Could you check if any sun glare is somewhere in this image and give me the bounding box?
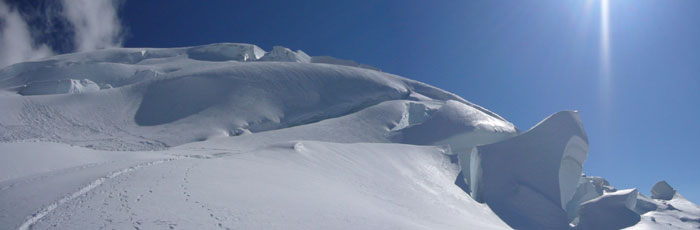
[600,0,611,87]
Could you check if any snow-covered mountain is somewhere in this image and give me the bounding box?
[0,43,697,229]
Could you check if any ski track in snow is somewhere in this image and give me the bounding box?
[16,158,177,230]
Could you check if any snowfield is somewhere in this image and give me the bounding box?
[0,43,697,229]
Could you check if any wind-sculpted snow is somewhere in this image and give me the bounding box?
[565,175,617,221]
[0,43,512,150]
[651,180,676,200]
[259,45,311,62]
[577,189,641,229]
[186,43,265,62]
[133,62,409,128]
[469,111,589,230]
[2,43,697,229]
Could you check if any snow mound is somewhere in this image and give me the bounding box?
[19,79,100,95]
[259,46,311,62]
[577,189,641,229]
[651,180,676,200]
[469,111,589,230]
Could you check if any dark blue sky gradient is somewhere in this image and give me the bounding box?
[122,0,700,202]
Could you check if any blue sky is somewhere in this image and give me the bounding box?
[122,0,698,202]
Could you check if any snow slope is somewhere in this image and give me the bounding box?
[0,43,515,230]
[0,43,514,151]
[625,182,700,230]
[1,43,697,229]
[0,141,511,230]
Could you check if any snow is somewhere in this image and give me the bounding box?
[0,140,511,230]
[1,43,697,229]
[186,43,265,61]
[0,142,160,182]
[469,111,589,230]
[564,178,700,229]
[311,55,381,71]
[19,79,100,95]
[0,42,512,151]
[565,175,617,221]
[651,180,676,200]
[0,43,517,229]
[626,183,700,229]
[577,189,641,229]
[259,46,311,62]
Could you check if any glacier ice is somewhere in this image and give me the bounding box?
[469,111,589,229]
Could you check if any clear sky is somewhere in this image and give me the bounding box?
[117,0,700,202]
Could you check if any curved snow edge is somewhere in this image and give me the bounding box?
[469,111,589,229]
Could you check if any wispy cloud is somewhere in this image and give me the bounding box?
[0,1,54,67]
[61,0,124,52]
[0,0,125,67]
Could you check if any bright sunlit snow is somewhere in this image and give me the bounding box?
[0,43,697,230]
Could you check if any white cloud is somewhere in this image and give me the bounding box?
[0,1,54,67]
[61,0,123,52]
[0,0,124,68]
